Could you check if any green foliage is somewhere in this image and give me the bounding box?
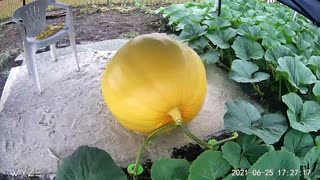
[221,134,272,169]
[303,147,320,179]
[230,60,270,83]
[277,57,316,94]
[282,93,320,132]
[282,129,314,161]
[55,146,127,180]
[231,36,264,60]
[151,158,190,180]
[189,151,231,179]
[224,100,287,144]
[247,151,300,180]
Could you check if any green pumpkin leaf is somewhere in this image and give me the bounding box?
[230,60,270,83]
[188,36,209,53]
[285,44,300,55]
[203,17,231,30]
[236,24,267,41]
[286,21,303,33]
[293,36,312,51]
[304,147,320,179]
[277,56,316,94]
[261,38,281,49]
[221,141,251,169]
[312,81,320,97]
[224,100,287,144]
[221,134,272,170]
[179,23,207,41]
[282,93,320,133]
[200,49,220,64]
[282,92,303,113]
[231,36,264,60]
[308,56,320,79]
[168,11,187,25]
[151,158,190,180]
[206,28,237,49]
[252,113,288,144]
[176,16,203,31]
[282,129,314,161]
[247,151,300,180]
[260,23,286,44]
[162,4,185,17]
[189,151,231,180]
[237,134,274,163]
[239,17,256,25]
[264,45,293,64]
[56,146,127,180]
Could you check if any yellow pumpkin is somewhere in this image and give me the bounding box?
[101,34,207,135]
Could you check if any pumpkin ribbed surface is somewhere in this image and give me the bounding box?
[101,34,207,135]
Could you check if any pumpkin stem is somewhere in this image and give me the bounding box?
[168,108,182,123]
[129,123,178,178]
[176,122,213,150]
[168,108,213,149]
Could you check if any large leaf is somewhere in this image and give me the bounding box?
[203,17,231,30]
[162,4,185,17]
[56,146,127,180]
[188,36,209,53]
[282,129,314,161]
[304,147,320,179]
[236,24,267,40]
[224,100,287,144]
[293,36,312,51]
[282,93,320,132]
[168,11,187,25]
[231,36,264,60]
[237,134,273,163]
[308,56,320,79]
[230,60,270,83]
[247,151,300,180]
[151,158,190,180]
[179,23,207,41]
[221,141,251,169]
[176,16,203,31]
[189,151,231,180]
[264,45,293,64]
[221,135,272,169]
[260,23,286,44]
[200,49,220,64]
[277,56,317,94]
[261,38,281,49]
[206,28,237,49]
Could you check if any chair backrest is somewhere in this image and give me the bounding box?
[13,0,51,38]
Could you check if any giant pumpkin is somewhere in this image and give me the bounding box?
[101,34,207,135]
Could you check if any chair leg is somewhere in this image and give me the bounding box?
[50,43,57,62]
[23,42,32,75]
[69,32,80,71]
[26,46,42,93]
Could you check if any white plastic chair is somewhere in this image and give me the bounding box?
[12,0,80,93]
